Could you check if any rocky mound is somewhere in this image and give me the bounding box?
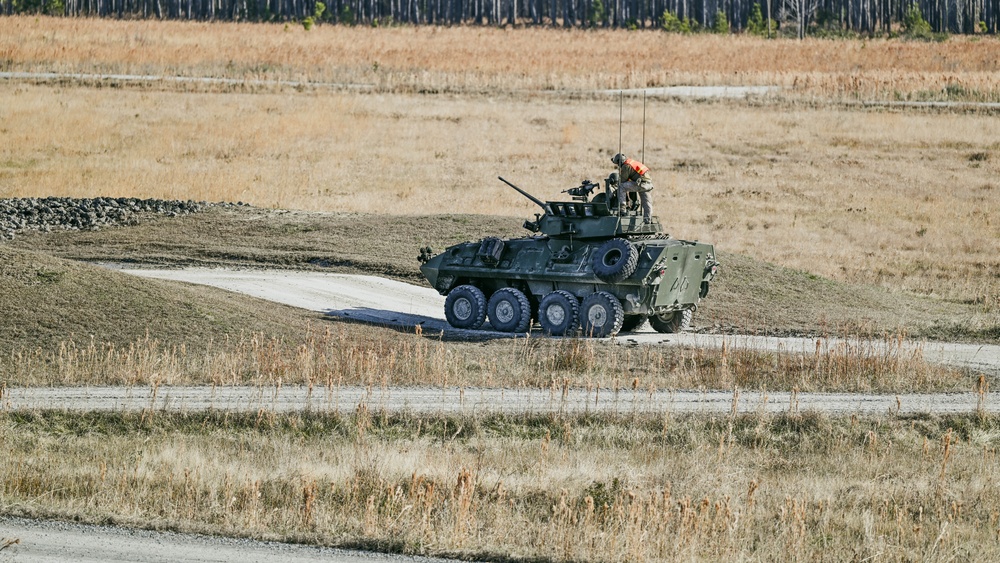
[0,197,245,240]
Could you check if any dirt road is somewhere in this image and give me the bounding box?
[0,517,459,563]
[124,268,1000,375]
[3,384,996,415]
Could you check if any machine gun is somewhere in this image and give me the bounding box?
[562,180,599,202]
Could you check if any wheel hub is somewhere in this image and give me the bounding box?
[587,304,607,327]
[495,300,515,324]
[453,297,472,320]
[545,303,566,326]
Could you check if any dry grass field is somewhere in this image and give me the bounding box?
[2,19,999,313]
[3,322,972,392]
[3,17,1000,98]
[2,82,998,311]
[2,19,994,329]
[1,18,999,561]
[3,410,999,561]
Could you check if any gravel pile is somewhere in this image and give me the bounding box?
[0,197,240,240]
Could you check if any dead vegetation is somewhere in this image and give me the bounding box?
[2,409,999,561]
[2,83,997,314]
[3,17,1000,100]
[0,18,998,562]
[1,323,975,393]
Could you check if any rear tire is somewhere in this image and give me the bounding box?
[650,309,693,333]
[579,291,624,337]
[538,290,580,336]
[487,287,532,333]
[592,238,639,283]
[620,314,648,333]
[444,285,487,330]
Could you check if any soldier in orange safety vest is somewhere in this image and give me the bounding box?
[611,153,653,222]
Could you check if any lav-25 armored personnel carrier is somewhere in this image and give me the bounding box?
[417,176,718,337]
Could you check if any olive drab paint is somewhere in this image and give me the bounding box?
[417,176,718,337]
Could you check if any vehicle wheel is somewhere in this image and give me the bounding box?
[579,291,625,337]
[487,287,532,333]
[538,290,580,336]
[650,309,693,334]
[620,314,648,333]
[444,284,487,330]
[592,238,639,283]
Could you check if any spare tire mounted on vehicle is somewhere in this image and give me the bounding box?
[592,238,639,283]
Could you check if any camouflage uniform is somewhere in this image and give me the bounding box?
[617,158,653,220]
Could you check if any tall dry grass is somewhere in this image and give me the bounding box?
[1,83,997,308]
[1,17,998,311]
[0,325,973,392]
[2,410,998,561]
[3,17,1000,99]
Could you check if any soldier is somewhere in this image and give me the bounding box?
[611,153,653,222]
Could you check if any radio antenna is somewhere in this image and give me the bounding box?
[641,90,647,162]
[618,91,623,160]
[617,91,624,215]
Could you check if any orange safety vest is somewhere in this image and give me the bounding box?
[623,158,649,177]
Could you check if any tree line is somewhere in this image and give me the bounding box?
[3,0,997,35]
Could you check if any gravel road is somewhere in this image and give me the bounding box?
[3,384,996,415]
[124,268,1000,375]
[0,517,460,563]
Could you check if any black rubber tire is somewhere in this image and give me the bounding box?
[592,238,639,283]
[538,290,580,336]
[487,287,532,333]
[620,314,648,333]
[444,284,487,330]
[579,291,625,338]
[649,309,693,334]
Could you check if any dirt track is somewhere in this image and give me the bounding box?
[3,384,996,415]
[124,268,1000,376]
[0,517,459,563]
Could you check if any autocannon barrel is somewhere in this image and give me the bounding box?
[498,176,547,210]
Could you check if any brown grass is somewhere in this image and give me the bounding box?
[3,17,1000,99]
[1,325,975,393]
[1,18,996,335]
[3,410,999,561]
[2,82,998,310]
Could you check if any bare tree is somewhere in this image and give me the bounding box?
[784,0,819,36]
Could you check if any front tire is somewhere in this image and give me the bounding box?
[444,285,487,330]
[579,291,625,337]
[538,290,580,336]
[487,287,532,333]
[650,309,693,333]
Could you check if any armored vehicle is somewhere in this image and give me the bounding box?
[417,176,718,337]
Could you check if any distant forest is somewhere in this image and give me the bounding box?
[3,0,997,36]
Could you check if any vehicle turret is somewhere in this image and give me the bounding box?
[501,176,664,239]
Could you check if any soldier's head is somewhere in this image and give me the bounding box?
[611,153,627,166]
[606,171,619,186]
